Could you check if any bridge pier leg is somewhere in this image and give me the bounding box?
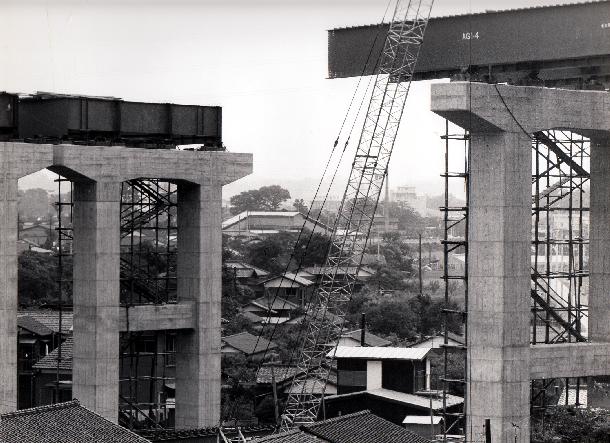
[467,130,532,443]
[72,181,121,423]
[175,181,222,428]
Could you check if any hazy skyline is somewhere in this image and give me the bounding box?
[1,0,587,200]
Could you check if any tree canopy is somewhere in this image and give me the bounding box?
[229,185,291,215]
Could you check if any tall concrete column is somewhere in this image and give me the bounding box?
[467,130,531,442]
[0,177,19,413]
[589,135,610,343]
[588,135,610,408]
[72,180,121,423]
[175,181,222,428]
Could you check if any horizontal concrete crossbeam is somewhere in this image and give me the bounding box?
[431,82,610,135]
[119,302,196,331]
[0,142,253,185]
[530,343,610,380]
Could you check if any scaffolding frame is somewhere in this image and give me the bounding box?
[530,130,590,413]
[53,177,178,430]
[440,127,592,440]
[441,120,469,441]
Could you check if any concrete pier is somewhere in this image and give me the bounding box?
[432,82,610,442]
[0,142,251,425]
[72,181,121,422]
[175,182,223,428]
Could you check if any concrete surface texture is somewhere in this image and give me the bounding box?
[0,142,252,426]
[431,82,610,443]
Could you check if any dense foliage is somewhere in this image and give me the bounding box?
[230,185,291,215]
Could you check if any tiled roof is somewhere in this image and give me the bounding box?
[253,429,318,443]
[341,329,391,347]
[18,316,53,337]
[33,337,72,370]
[18,310,73,334]
[303,410,430,443]
[0,400,150,443]
[256,365,300,384]
[222,332,277,355]
[330,346,430,361]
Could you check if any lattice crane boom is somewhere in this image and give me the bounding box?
[281,0,434,430]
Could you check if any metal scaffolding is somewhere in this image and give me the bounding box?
[530,130,590,412]
[441,120,469,440]
[53,177,178,429]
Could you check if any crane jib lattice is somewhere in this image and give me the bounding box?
[280,0,434,430]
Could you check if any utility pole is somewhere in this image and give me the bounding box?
[485,418,491,443]
[271,366,279,426]
[384,169,390,233]
[419,233,423,296]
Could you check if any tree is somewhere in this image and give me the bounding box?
[18,251,73,306]
[293,198,308,215]
[293,230,330,267]
[230,185,291,215]
[365,299,418,339]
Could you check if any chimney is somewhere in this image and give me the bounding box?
[360,313,366,346]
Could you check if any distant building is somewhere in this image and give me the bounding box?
[221,332,278,360]
[261,272,315,307]
[0,400,150,443]
[19,223,52,247]
[301,265,375,288]
[240,295,302,325]
[337,329,391,348]
[222,211,331,238]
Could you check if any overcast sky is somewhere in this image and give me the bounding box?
[0,0,590,200]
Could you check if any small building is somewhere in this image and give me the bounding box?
[302,265,374,287]
[17,311,73,409]
[322,346,464,432]
[252,409,430,443]
[19,224,52,247]
[0,400,151,443]
[261,272,314,307]
[241,295,302,323]
[222,211,331,238]
[408,332,464,350]
[32,336,73,405]
[221,332,278,360]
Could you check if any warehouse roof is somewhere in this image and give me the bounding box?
[33,337,72,371]
[0,400,150,443]
[329,346,430,361]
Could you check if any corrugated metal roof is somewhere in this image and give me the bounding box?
[330,346,430,360]
[222,211,302,229]
[403,415,443,425]
[367,389,464,410]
